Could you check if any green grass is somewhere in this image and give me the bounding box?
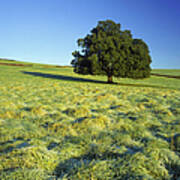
[0,60,180,179]
[152,69,180,76]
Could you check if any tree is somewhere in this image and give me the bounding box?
[71,20,152,83]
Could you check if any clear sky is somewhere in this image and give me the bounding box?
[0,0,180,68]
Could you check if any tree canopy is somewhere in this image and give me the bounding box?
[71,20,152,83]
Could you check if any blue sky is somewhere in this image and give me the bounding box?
[0,0,180,68]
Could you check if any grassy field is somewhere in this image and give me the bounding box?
[0,60,180,179]
[152,69,180,76]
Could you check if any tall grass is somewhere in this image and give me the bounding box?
[0,61,180,179]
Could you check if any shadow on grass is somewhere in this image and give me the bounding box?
[0,138,31,154]
[151,73,180,79]
[22,71,106,84]
[22,71,169,89]
[53,144,142,178]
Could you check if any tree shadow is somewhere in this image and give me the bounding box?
[22,71,106,84]
[22,71,169,89]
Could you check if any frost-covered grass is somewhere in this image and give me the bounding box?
[0,62,180,179]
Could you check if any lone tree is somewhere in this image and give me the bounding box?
[71,20,152,83]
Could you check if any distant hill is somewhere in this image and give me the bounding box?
[0,58,71,68]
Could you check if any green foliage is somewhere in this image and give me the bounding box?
[71,20,152,83]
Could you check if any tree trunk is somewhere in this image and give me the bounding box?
[107,75,113,83]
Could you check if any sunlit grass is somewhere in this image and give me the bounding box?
[0,61,180,179]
